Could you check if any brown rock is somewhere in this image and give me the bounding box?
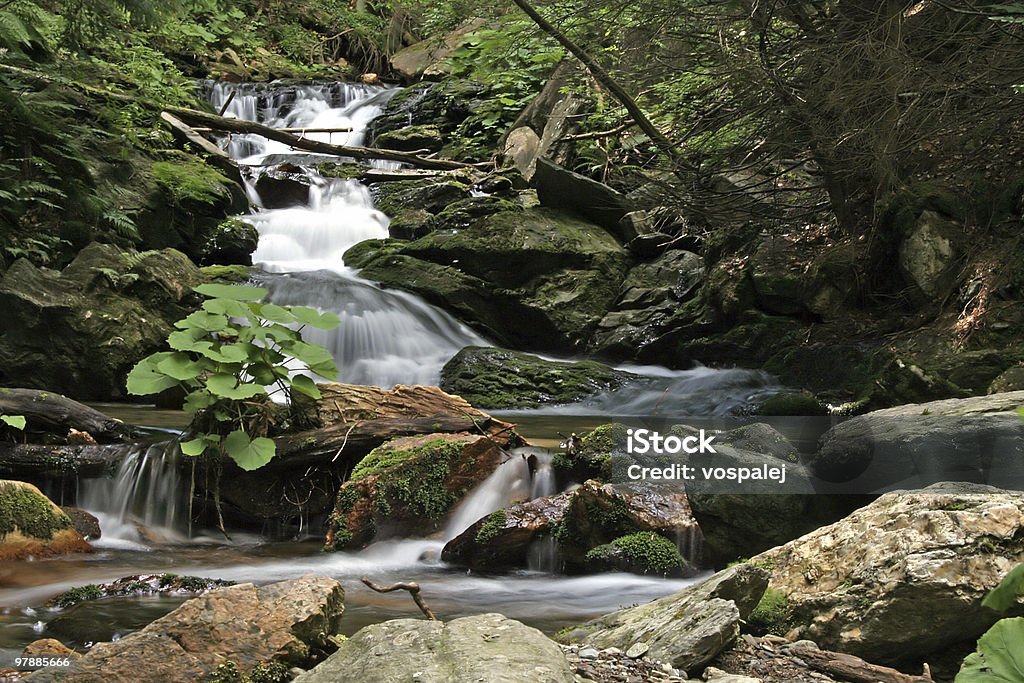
[22,640,78,659]
[0,481,91,561]
[60,508,101,541]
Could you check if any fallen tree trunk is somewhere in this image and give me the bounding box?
[164,106,475,171]
[0,388,129,443]
[793,647,934,683]
[0,443,134,478]
[160,112,245,188]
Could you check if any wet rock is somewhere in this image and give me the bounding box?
[325,433,508,549]
[990,365,1024,393]
[375,124,443,153]
[753,482,1024,667]
[555,563,769,672]
[198,217,259,266]
[809,391,1024,490]
[26,575,344,682]
[352,206,631,352]
[388,19,488,82]
[534,158,637,238]
[370,177,470,217]
[253,168,311,208]
[48,574,235,608]
[22,640,78,659]
[60,508,100,541]
[440,346,636,409]
[561,643,689,683]
[0,481,91,561]
[293,613,574,683]
[370,80,488,143]
[0,243,201,400]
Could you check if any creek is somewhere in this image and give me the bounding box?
[1,81,788,661]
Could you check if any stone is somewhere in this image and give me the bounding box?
[370,177,470,217]
[22,639,79,659]
[371,80,489,142]
[375,124,444,153]
[199,217,259,266]
[534,158,637,238]
[504,126,542,178]
[325,433,508,549]
[555,564,769,671]
[0,243,202,400]
[989,365,1024,393]
[0,481,91,561]
[703,667,762,683]
[60,507,101,541]
[898,209,961,298]
[26,575,344,682]
[626,642,649,658]
[389,19,488,82]
[439,346,637,409]
[809,391,1024,491]
[253,168,311,208]
[293,613,574,683]
[753,483,1024,667]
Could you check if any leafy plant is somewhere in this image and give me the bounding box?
[0,414,26,430]
[127,282,340,471]
[956,563,1024,682]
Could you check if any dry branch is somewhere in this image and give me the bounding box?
[361,576,437,620]
[793,647,934,683]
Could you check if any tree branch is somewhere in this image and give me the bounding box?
[361,576,437,620]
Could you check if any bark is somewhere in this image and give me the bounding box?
[794,647,934,683]
[0,388,129,443]
[0,443,133,478]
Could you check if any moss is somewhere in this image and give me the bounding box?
[54,584,102,609]
[200,264,254,282]
[475,509,507,545]
[612,532,686,575]
[0,482,72,541]
[757,391,828,416]
[744,588,796,636]
[351,438,464,520]
[151,157,233,206]
[316,162,364,180]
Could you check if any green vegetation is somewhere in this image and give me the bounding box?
[584,532,686,576]
[957,563,1024,682]
[207,659,290,683]
[475,509,507,544]
[745,588,796,637]
[0,481,72,540]
[52,584,102,609]
[127,282,340,471]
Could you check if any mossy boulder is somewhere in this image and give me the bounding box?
[325,434,507,550]
[199,217,259,266]
[583,532,690,577]
[370,80,489,146]
[755,391,827,416]
[0,480,90,560]
[552,422,623,486]
[375,125,444,153]
[439,347,635,410]
[352,206,631,351]
[0,243,203,400]
[369,178,470,218]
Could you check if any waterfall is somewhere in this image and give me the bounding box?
[207,81,487,388]
[78,442,186,548]
[442,453,533,542]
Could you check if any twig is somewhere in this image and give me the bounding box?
[360,576,437,620]
[331,422,359,462]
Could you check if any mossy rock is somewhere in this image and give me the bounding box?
[370,178,470,217]
[583,532,689,577]
[200,217,259,266]
[756,392,827,417]
[0,480,90,560]
[743,588,796,636]
[439,347,635,410]
[375,125,444,153]
[552,423,623,485]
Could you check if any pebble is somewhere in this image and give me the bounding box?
[579,648,600,660]
[561,643,689,683]
[626,642,650,659]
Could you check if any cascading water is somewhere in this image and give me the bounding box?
[207,81,486,388]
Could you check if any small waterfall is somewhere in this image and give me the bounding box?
[442,453,533,542]
[78,442,185,548]
[207,81,488,388]
[527,535,560,573]
[528,450,556,499]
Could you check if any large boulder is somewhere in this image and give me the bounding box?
[26,575,345,682]
[439,346,636,409]
[898,209,962,299]
[294,613,574,683]
[325,433,509,549]
[0,243,202,400]
[388,19,488,82]
[809,391,1024,490]
[0,480,91,561]
[534,158,637,238]
[555,563,769,674]
[349,206,631,352]
[442,479,701,574]
[753,482,1024,667]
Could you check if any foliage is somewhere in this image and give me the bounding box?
[584,532,685,576]
[0,414,26,430]
[745,588,795,637]
[956,563,1024,682]
[127,283,340,470]
[208,659,290,683]
[52,584,102,609]
[152,157,233,206]
[475,509,507,544]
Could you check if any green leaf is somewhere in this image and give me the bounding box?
[180,438,209,456]
[284,341,338,378]
[223,431,276,471]
[289,374,322,399]
[194,283,267,301]
[248,363,279,385]
[254,303,296,324]
[203,298,252,318]
[168,329,211,352]
[127,353,181,395]
[290,306,341,329]
[206,374,266,399]
[956,618,1024,682]
[200,344,250,364]
[175,310,229,332]
[1,415,26,430]
[183,390,217,414]
[156,352,207,381]
[984,564,1024,614]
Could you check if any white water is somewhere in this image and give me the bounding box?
[208,82,486,388]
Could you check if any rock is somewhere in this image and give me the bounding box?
[61,507,101,541]
[703,667,761,683]
[990,365,1024,393]
[0,481,91,561]
[375,124,444,153]
[389,19,488,82]
[0,243,202,400]
[504,126,542,178]
[753,483,1024,667]
[294,613,574,683]
[439,346,637,409]
[253,168,311,208]
[26,575,344,682]
[199,217,259,266]
[534,158,637,238]
[325,433,509,549]
[369,177,470,217]
[755,391,827,416]
[809,391,1024,490]
[555,564,769,672]
[442,479,701,573]
[592,250,705,358]
[22,639,78,659]
[747,237,806,316]
[626,642,650,658]
[352,206,631,352]
[371,80,488,145]
[898,209,961,299]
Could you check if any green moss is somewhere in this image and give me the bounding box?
[757,392,827,416]
[745,588,795,636]
[613,532,686,575]
[351,439,464,520]
[54,584,102,609]
[151,157,232,206]
[200,264,253,282]
[475,509,507,544]
[0,482,72,541]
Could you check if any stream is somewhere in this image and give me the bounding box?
[0,81,791,663]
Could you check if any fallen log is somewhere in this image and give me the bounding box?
[160,112,245,188]
[0,443,134,478]
[792,647,934,683]
[0,388,129,443]
[192,126,354,135]
[163,105,474,171]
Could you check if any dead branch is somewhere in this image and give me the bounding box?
[361,576,437,620]
[793,647,934,683]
